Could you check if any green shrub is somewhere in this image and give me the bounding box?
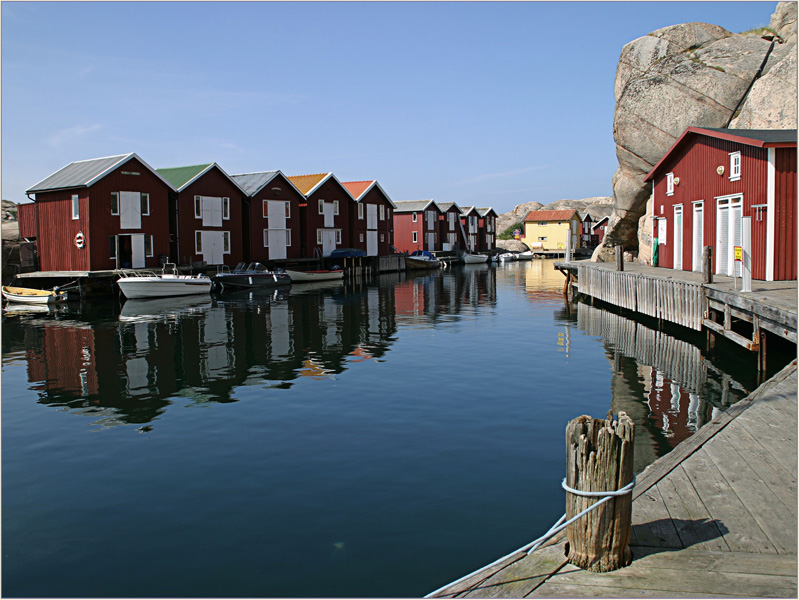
[498,222,524,240]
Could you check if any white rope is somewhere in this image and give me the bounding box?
[423,475,636,599]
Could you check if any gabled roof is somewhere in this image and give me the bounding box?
[524,209,578,222]
[460,206,479,216]
[645,127,798,181]
[287,172,356,201]
[477,207,498,218]
[341,180,397,208]
[591,216,610,230]
[27,153,176,194]
[435,202,462,213]
[156,163,246,195]
[393,199,438,213]
[230,170,304,198]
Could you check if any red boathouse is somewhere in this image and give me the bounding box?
[342,180,395,257]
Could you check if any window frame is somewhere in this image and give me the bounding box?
[109,236,117,259]
[222,197,230,220]
[666,172,675,196]
[195,230,203,253]
[333,200,339,216]
[141,193,150,217]
[71,194,80,220]
[412,231,418,243]
[412,213,418,223]
[358,203,364,220]
[111,192,119,216]
[318,199,325,215]
[194,196,202,219]
[379,205,385,220]
[223,231,231,254]
[729,151,741,181]
[144,234,154,258]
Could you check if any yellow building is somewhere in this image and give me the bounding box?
[523,209,581,251]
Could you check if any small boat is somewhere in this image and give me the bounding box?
[406,250,441,270]
[498,252,517,261]
[329,248,367,258]
[2,285,67,304]
[284,268,344,283]
[212,262,292,291]
[116,263,212,299]
[460,253,488,264]
[517,251,535,260]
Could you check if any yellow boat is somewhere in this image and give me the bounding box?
[2,285,67,304]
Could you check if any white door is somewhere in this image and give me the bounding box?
[367,204,378,230]
[323,202,335,228]
[202,197,223,227]
[131,233,146,268]
[716,197,742,276]
[120,191,142,229]
[201,231,225,264]
[692,203,704,272]
[673,205,683,270]
[321,229,337,256]
[267,200,287,260]
[427,210,435,231]
[426,232,436,250]
[367,230,378,256]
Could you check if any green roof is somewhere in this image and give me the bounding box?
[156,164,213,191]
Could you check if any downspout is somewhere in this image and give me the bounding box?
[725,36,779,127]
[27,192,39,272]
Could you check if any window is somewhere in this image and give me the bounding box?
[729,151,741,181]
[538,236,547,241]
[285,202,291,219]
[111,192,119,216]
[194,196,202,218]
[195,231,203,253]
[412,213,418,222]
[141,193,150,216]
[333,200,339,216]
[263,200,269,219]
[223,231,231,253]
[412,231,418,243]
[222,197,230,220]
[538,222,546,226]
[379,205,385,220]
[72,195,80,220]
[145,235,153,257]
[666,172,675,196]
[380,233,385,242]
[318,199,325,215]
[358,203,364,219]
[335,230,341,244]
[264,229,270,247]
[286,230,291,247]
[317,229,323,244]
[360,233,364,242]
[109,236,116,259]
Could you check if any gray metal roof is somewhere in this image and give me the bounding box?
[230,171,280,196]
[394,199,436,213]
[436,201,461,213]
[28,153,134,193]
[477,207,497,217]
[700,128,797,144]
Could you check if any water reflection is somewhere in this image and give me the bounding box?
[2,266,498,429]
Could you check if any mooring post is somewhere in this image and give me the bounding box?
[565,411,635,573]
[615,245,624,272]
[702,246,713,284]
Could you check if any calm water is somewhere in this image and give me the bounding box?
[2,260,786,598]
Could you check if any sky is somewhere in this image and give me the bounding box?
[2,1,778,215]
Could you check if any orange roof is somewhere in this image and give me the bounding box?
[342,180,374,200]
[524,209,577,222]
[287,173,330,195]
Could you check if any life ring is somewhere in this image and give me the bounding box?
[75,232,85,249]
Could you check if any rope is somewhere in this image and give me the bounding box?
[423,475,636,599]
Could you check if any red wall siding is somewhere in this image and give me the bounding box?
[438,207,465,249]
[299,180,352,258]
[248,173,304,262]
[652,136,772,277]
[17,203,37,238]
[176,167,244,266]
[35,190,90,272]
[774,147,797,280]
[393,213,424,253]
[349,188,394,256]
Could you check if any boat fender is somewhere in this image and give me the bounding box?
[75,232,85,249]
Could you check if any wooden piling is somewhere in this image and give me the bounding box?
[615,246,624,272]
[702,246,713,284]
[565,411,635,573]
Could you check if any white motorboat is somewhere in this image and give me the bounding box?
[284,268,344,283]
[517,251,535,260]
[116,264,212,299]
[460,253,488,264]
[406,250,441,270]
[2,285,67,304]
[498,252,516,261]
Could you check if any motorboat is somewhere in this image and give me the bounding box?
[517,251,535,260]
[284,268,344,283]
[212,262,292,291]
[2,285,67,304]
[498,252,517,261]
[406,250,441,270]
[460,253,489,264]
[116,263,212,299]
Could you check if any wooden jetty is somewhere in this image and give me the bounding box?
[428,359,797,598]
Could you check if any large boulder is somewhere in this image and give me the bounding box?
[595,2,797,262]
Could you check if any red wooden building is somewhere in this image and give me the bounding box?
[341,180,395,256]
[157,163,246,267]
[460,206,481,252]
[17,202,36,239]
[644,128,797,281]
[392,200,442,253]
[287,173,354,258]
[436,202,467,251]
[477,208,498,251]
[230,171,305,263]
[25,153,176,271]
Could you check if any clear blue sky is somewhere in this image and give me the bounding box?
[2,1,776,214]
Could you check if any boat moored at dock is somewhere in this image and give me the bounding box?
[116,264,212,299]
[212,262,291,291]
[2,285,68,305]
[284,268,344,283]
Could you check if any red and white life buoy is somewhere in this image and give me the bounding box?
[75,232,85,249]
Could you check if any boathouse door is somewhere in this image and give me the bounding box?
[716,195,743,276]
[267,201,288,260]
[321,229,337,256]
[115,233,145,269]
[200,231,225,265]
[673,205,683,270]
[367,204,378,256]
[692,202,704,272]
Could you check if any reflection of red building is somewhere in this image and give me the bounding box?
[646,367,698,448]
[394,279,426,320]
[26,325,100,396]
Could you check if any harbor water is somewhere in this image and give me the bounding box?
[2,260,788,597]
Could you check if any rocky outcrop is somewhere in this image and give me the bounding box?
[595,2,797,262]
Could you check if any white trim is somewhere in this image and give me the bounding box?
[71,194,80,219]
[729,151,741,182]
[673,204,683,270]
[666,172,674,196]
[766,148,775,281]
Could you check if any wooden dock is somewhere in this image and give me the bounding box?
[428,359,797,598]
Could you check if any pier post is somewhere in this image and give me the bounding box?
[565,411,634,573]
[702,246,713,284]
[614,245,624,272]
